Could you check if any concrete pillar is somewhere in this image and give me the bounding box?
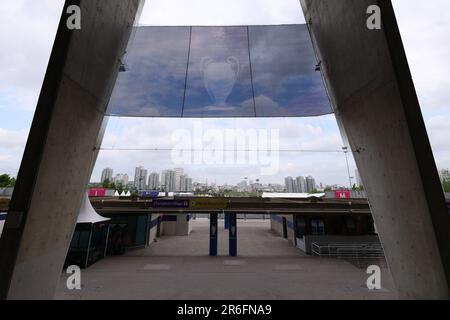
[229,213,237,257]
[224,212,230,229]
[300,0,450,298]
[209,213,218,256]
[0,0,144,299]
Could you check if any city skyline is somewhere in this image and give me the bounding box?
[1,0,449,190]
[95,165,360,193]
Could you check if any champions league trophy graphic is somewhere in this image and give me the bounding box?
[200,56,240,107]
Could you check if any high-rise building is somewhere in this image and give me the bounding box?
[114,173,129,185]
[306,176,316,193]
[174,168,184,191]
[180,174,186,192]
[148,172,159,190]
[237,180,248,192]
[285,176,297,193]
[134,166,148,190]
[296,176,306,193]
[163,170,176,192]
[160,170,167,190]
[101,168,113,183]
[179,175,193,192]
[185,178,193,192]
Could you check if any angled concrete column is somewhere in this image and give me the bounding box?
[0,0,144,299]
[300,0,450,298]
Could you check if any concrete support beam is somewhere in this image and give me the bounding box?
[229,214,237,257]
[0,0,143,299]
[209,213,218,256]
[300,0,450,298]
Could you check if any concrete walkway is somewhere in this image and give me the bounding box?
[56,219,397,300]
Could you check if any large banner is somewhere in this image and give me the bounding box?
[107,25,331,118]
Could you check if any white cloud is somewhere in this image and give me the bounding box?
[0,0,64,111]
[139,0,304,26]
[0,0,448,187]
[393,0,450,112]
[426,116,450,169]
[91,116,353,186]
[0,128,29,175]
[0,128,28,149]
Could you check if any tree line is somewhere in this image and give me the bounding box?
[0,174,16,187]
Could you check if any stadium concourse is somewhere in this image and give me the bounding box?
[56,219,396,300]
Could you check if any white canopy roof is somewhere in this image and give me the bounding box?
[261,192,325,199]
[77,193,110,224]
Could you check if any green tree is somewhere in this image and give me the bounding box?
[0,174,15,187]
[443,179,450,193]
[352,184,364,191]
[115,182,125,194]
[101,179,116,189]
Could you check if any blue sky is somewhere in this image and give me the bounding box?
[0,0,449,186]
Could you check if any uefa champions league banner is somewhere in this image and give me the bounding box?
[106,25,332,118]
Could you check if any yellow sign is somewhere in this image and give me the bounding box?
[0,198,10,211]
[189,198,229,210]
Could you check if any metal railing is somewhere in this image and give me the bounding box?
[311,242,385,258]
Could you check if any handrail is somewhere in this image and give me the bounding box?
[312,242,384,258]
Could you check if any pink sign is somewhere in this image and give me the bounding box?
[89,188,106,197]
[334,190,351,199]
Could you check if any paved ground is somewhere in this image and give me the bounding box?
[56,219,397,300]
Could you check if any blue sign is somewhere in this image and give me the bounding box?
[151,199,189,208]
[139,190,160,197]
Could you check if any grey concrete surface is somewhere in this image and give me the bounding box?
[56,220,396,300]
[0,0,144,299]
[300,0,450,299]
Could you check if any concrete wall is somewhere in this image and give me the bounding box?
[300,0,450,299]
[162,215,192,236]
[147,214,162,245]
[0,0,144,299]
[270,214,295,245]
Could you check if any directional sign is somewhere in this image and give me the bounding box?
[189,198,229,210]
[139,190,160,198]
[152,199,189,208]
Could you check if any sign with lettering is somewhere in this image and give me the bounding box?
[152,199,189,208]
[334,190,351,199]
[189,198,229,209]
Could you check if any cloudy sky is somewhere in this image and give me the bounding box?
[0,0,449,187]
